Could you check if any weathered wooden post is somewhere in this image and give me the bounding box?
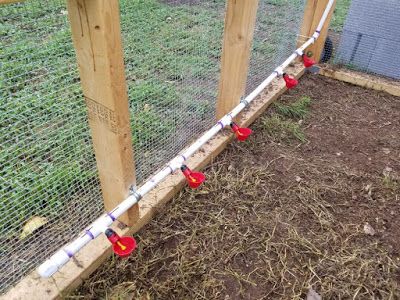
[66,0,138,225]
[298,0,337,62]
[216,0,260,120]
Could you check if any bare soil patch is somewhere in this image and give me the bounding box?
[71,74,400,299]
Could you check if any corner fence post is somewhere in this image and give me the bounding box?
[216,0,260,120]
[299,0,337,62]
[66,0,138,226]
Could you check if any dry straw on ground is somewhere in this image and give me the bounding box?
[71,74,400,300]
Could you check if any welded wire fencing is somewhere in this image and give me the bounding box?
[123,0,307,185]
[324,0,400,80]
[246,0,305,94]
[0,0,309,293]
[120,0,226,184]
[5,0,398,295]
[0,0,104,292]
[0,0,308,292]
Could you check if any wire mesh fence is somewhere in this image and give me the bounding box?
[124,0,308,185]
[0,0,312,294]
[325,0,400,80]
[246,0,306,94]
[120,0,226,184]
[0,0,104,293]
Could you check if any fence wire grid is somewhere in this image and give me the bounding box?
[121,0,226,184]
[3,0,380,294]
[0,0,104,293]
[247,0,305,94]
[325,0,400,80]
[125,0,307,185]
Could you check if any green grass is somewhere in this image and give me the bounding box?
[0,0,305,239]
[0,0,226,236]
[273,96,311,119]
[1,0,293,237]
[261,115,306,142]
[331,0,352,32]
[261,96,312,143]
[383,175,400,192]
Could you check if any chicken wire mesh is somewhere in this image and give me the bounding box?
[0,0,104,293]
[246,0,306,94]
[120,0,226,184]
[125,0,307,184]
[0,0,308,294]
[325,0,400,80]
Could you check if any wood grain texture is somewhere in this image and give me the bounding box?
[300,0,337,62]
[66,0,138,225]
[4,64,305,300]
[297,0,317,47]
[216,0,260,119]
[320,67,400,97]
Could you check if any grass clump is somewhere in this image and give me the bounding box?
[273,96,311,119]
[383,175,400,192]
[261,115,305,142]
[261,96,312,143]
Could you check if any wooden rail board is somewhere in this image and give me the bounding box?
[320,67,400,97]
[3,65,305,300]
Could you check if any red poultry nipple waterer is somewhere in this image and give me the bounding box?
[230,122,252,141]
[181,165,205,189]
[283,73,298,89]
[105,228,137,258]
[302,54,316,68]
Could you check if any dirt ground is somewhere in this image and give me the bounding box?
[70,74,400,299]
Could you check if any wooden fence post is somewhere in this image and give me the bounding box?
[216,0,260,120]
[66,0,138,225]
[298,0,337,62]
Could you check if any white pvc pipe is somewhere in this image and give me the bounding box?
[37,0,335,278]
